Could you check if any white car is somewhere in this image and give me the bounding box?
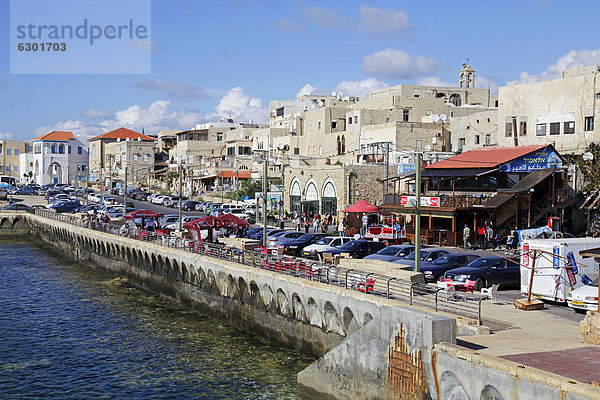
[567,278,599,311]
[151,195,166,205]
[302,236,353,259]
[163,216,197,231]
[223,208,250,220]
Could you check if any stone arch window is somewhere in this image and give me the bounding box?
[302,180,319,216]
[449,94,462,106]
[51,144,57,154]
[290,179,301,214]
[436,92,446,98]
[58,144,65,154]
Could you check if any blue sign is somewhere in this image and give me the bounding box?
[398,164,416,174]
[552,246,560,269]
[499,147,562,173]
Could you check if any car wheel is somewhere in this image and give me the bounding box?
[474,278,486,292]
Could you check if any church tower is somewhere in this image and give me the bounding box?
[459,61,475,88]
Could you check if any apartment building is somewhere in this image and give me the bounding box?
[0,140,28,181]
[497,65,600,153]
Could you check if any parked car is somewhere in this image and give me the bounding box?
[47,193,71,204]
[225,208,251,221]
[243,227,264,238]
[419,253,480,283]
[194,201,209,211]
[159,215,180,229]
[249,228,285,241]
[302,236,353,259]
[282,233,330,256]
[166,196,187,207]
[181,200,201,211]
[49,200,82,213]
[135,192,150,201]
[151,195,167,205]
[0,203,32,211]
[323,240,387,259]
[392,249,450,269]
[267,231,305,248]
[442,256,521,291]
[10,186,38,195]
[164,216,197,231]
[567,278,599,312]
[364,244,417,262]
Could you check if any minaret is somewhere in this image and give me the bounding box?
[459,61,475,88]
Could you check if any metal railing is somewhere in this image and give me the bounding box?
[28,208,486,322]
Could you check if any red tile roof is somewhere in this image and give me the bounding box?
[426,145,547,169]
[89,127,156,142]
[33,131,74,141]
[218,170,252,179]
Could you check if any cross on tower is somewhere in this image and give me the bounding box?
[465,57,470,65]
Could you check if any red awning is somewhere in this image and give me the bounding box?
[215,213,250,228]
[123,209,164,219]
[218,170,252,179]
[343,200,379,213]
[184,216,216,229]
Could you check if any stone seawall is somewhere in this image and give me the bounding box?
[9,212,457,399]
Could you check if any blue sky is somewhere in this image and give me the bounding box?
[1,0,599,141]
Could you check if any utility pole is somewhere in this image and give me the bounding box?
[415,153,422,273]
[384,141,390,197]
[262,151,268,247]
[123,166,128,212]
[178,163,183,232]
[85,167,89,215]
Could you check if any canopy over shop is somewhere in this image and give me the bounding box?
[184,214,250,242]
[381,145,570,247]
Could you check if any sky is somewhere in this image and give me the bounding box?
[1,0,600,141]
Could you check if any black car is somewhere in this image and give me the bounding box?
[136,192,150,201]
[419,253,480,283]
[324,240,388,259]
[443,256,521,291]
[282,233,329,256]
[182,200,201,211]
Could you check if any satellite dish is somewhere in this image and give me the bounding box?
[432,115,440,123]
[583,152,594,161]
[439,114,447,122]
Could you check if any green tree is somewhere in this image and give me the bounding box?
[564,143,600,194]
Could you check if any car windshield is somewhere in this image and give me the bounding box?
[316,238,333,245]
[405,250,433,261]
[433,255,459,265]
[377,246,403,256]
[467,258,498,268]
[297,234,315,241]
[339,241,363,251]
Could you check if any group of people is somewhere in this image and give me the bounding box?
[462,221,499,250]
[291,211,338,234]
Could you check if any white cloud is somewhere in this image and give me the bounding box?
[0,132,15,139]
[362,48,438,79]
[414,76,453,87]
[334,77,388,98]
[81,109,114,120]
[359,5,411,34]
[475,75,499,95]
[34,100,202,141]
[274,18,305,32]
[507,48,600,85]
[296,83,317,98]
[296,3,348,30]
[132,80,210,100]
[205,87,268,124]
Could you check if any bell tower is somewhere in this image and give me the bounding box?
[459,60,475,88]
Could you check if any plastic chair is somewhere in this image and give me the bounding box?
[481,284,500,303]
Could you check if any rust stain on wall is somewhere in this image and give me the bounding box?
[387,324,429,399]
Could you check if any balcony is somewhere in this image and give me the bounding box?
[384,194,489,208]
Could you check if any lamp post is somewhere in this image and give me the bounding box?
[178,162,184,232]
[263,152,268,247]
[123,166,128,211]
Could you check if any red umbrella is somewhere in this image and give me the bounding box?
[183,216,216,229]
[343,200,379,213]
[215,213,250,228]
[124,209,164,219]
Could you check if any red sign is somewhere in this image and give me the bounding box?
[523,243,529,267]
[399,196,440,207]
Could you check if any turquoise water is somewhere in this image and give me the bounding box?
[0,237,312,399]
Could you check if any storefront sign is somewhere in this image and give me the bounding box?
[397,164,416,174]
[399,195,440,207]
[499,147,563,173]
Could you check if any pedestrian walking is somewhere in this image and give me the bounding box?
[463,224,471,250]
[338,219,344,237]
[361,214,368,236]
[313,215,320,233]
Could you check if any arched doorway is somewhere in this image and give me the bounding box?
[47,162,63,184]
[321,180,337,216]
[302,180,319,217]
[290,179,301,214]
